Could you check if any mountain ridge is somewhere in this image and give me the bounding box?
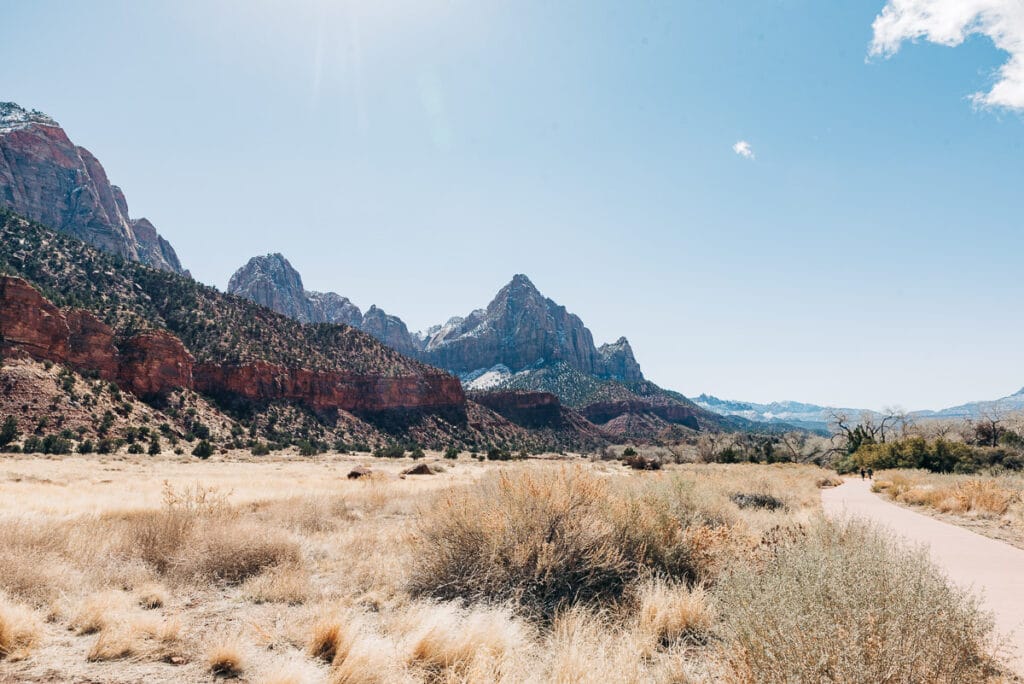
[0,102,186,275]
[226,253,732,439]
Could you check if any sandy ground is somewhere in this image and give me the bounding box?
[823,478,1024,675]
[0,451,490,516]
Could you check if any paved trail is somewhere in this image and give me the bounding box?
[822,478,1024,674]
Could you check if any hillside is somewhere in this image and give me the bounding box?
[0,209,609,450]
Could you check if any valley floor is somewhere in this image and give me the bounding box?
[0,455,1008,683]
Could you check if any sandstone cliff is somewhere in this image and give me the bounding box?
[0,275,464,415]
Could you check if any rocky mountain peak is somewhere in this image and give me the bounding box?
[597,337,643,383]
[227,254,310,322]
[0,101,186,274]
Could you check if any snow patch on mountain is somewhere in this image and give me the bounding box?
[0,102,58,133]
[462,364,513,390]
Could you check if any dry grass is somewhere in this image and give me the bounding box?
[403,602,530,673]
[84,616,181,662]
[243,562,312,605]
[408,465,773,617]
[634,579,714,647]
[328,632,402,684]
[876,471,1020,516]
[135,582,168,609]
[0,593,43,661]
[308,612,362,664]
[70,590,131,635]
[206,635,246,677]
[0,455,1006,682]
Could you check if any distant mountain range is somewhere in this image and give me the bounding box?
[694,389,1024,433]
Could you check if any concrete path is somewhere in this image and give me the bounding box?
[822,478,1024,674]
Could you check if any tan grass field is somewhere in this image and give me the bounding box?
[0,453,1007,683]
[873,469,1024,550]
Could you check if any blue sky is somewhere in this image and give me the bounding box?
[2,0,1022,410]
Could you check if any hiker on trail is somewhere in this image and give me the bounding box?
[860,468,866,480]
[867,467,873,480]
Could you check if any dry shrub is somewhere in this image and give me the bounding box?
[815,474,843,488]
[120,483,301,585]
[207,636,246,677]
[0,519,79,607]
[243,562,311,605]
[186,523,301,584]
[717,520,997,683]
[409,467,631,616]
[936,479,1015,516]
[634,579,714,647]
[409,466,734,617]
[0,594,43,661]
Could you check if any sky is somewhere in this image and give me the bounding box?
[2,0,1022,411]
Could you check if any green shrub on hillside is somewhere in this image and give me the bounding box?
[192,440,214,459]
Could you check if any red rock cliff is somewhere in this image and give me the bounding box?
[0,276,465,413]
[471,390,564,429]
[193,362,464,413]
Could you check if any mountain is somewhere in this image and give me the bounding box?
[914,388,1024,420]
[227,255,731,439]
[227,253,362,327]
[695,387,1024,432]
[692,395,856,433]
[0,209,615,451]
[419,274,644,382]
[228,257,644,382]
[0,102,186,274]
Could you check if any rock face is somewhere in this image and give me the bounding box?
[65,310,119,381]
[118,331,195,399]
[471,390,564,430]
[0,275,465,413]
[228,253,365,328]
[227,254,419,351]
[0,276,191,397]
[192,362,464,414]
[422,275,603,376]
[360,305,421,357]
[227,259,644,385]
[307,291,363,328]
[596,337,643,383]
[0,102,185,274]
[0,275,70,360]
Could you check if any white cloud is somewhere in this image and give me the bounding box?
[732,140,755,159]
[870,0,1024,111]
